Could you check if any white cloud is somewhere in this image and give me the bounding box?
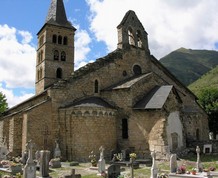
[0,24,35,107]
[86,0,218,58]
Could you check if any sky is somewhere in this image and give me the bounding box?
[0,0,218,108]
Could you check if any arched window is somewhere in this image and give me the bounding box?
[40,50,43,62]
[61,51,66,61]
[39,35,44,46]
[58,35,62,44]
[94,80,99,93]
[54,50,59,60]
[52,35,57,43]
[128,27,135,46]
[136,30,143,48]
[38,53,41,64]
[122,118,128,139]
[196,129,200,140]
[56,68,62,79]
[63,36,68,45]
[133,65,142,75]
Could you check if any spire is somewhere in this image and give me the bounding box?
[46,0,71,27]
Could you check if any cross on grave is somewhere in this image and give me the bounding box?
[41,125,51,150]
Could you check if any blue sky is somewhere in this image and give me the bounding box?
[0,0,218,108]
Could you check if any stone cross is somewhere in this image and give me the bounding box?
[98,146,106,174]
[23,140,36,178]
[41,125,50,150]
[99,146,105,159]
[196,146,203,172]
[150,151,158,178]
[170,154,177,173]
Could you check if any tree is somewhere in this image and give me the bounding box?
[197,88,218,134]
[0,92,8,114]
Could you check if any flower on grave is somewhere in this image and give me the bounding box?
[158,173,169,178]
[129,153,137,159]
[9,161,22,167]
[89,151,97,166]
[177,165,186,174]
[101,171,107,177]
[209,166,216,171]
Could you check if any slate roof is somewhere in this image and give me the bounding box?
[110,73,152,90]
[60,97,115,109]
[133,85,173,109]
[45,0,75,29]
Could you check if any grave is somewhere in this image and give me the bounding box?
[64,169,81,178]
[107,164,121,178]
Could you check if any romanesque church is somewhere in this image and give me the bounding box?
[0,0,209,161]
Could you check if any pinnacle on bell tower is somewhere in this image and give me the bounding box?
[35,0,76,94]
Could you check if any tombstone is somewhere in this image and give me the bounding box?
[23,140,36,178]
[0,146,9,161]
[54,140,61,158]
[122,148,130,161]
[35,150,41,169]
[170,154,177,173]
[150,151,158,178]
[107,164,121,178]
[21,149,28,165]
[98,146,106,174]
[64,169,81,178]
[40,150,50,178]
[209,132,213,140]
[196,146,203,172]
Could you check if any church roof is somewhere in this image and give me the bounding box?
[60,97,115,109]
[45,0,75,29]
[133,85,173,109]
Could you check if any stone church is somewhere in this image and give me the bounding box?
[0,0,209,161]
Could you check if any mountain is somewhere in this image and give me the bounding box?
[159,47,218,86]
[188,66,218,96]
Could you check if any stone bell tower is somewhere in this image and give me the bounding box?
[117,10,150,54]
[35,0,76,94]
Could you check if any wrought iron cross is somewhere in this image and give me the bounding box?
[41,125,50,150]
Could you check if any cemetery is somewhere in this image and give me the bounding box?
[0,140,218,177]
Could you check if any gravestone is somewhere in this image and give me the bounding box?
[98,146,106,174]
[196,146,203,172]
[54,140,61,158]
[150,151,158,178]
[23,140,36,178]
[64,169,81,178]
[40,150,50,178]
[107,164,120,178]
[21,149,28,165]
[170,154,177,173]
[0,146,9,161]
[35,150,41,169]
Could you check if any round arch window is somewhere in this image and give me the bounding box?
[133,65,142,75]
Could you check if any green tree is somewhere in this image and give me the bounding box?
[0,92,8,114]
[198,88,218,133]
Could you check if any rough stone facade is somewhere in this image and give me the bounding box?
[0,0,209,161]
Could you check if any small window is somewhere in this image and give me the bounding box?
[133,65,142,75]
[61,51,66,61]
[56,68,62,79]
[94,80,99,93]
[54,50,59,60]
[58,35,62,44]
[63,36,68,45]
[52,35,57,43]
[122,118,128,139]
